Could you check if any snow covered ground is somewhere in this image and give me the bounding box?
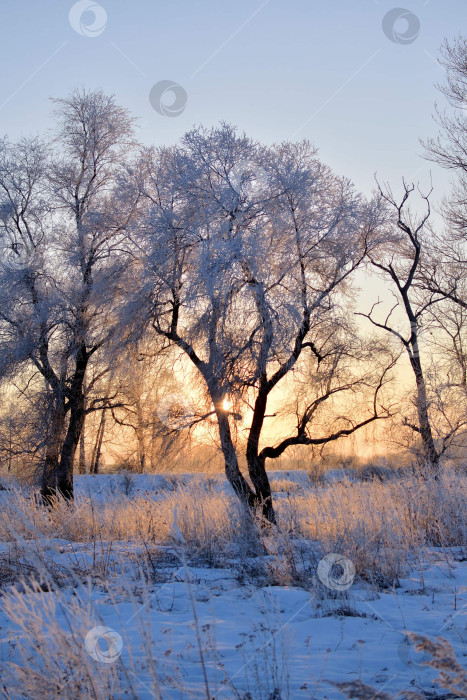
[0,472,466,699]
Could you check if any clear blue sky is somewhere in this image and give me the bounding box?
[1,0,466,203]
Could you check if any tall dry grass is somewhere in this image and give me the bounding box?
[1,471,466,698]
[282,473,466,584]
[1,472,465,586]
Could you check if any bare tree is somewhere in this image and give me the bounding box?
[358,182,444,476]
[105,340,189,473]
[422,35,467,309]
[424,302,467,458]
[130,125,394,521]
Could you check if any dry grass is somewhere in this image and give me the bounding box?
[269,477,302,493]
[0,485,235,546]
[0,580,132,699]
[1,471,466,699]
[1,472,465,588]
[280,473,467,584]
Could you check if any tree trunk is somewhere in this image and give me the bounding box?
[150,411,157,470]
[401,285,441,479]
[8,417,13,473]
[246,452,275,523]
[41,396,66,502]
[137,442,146,473]
[136,400,146,473]
[52,343,88,499]
[410,352,440,478]
[91,408,106,474]
[246,391,276,523]
[56,401,85,498]
[78,423,87,474]
[216,410,256,508]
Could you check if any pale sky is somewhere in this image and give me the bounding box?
[1,0,466,207]
[0,0,463,389]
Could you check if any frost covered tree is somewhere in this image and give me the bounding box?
[104,342,184,473]
[0,90,138,499]
[358,182,457,477]
[130,125,394,521]
[422,35,467,310]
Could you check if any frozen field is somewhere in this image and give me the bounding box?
[0,472,466,699]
